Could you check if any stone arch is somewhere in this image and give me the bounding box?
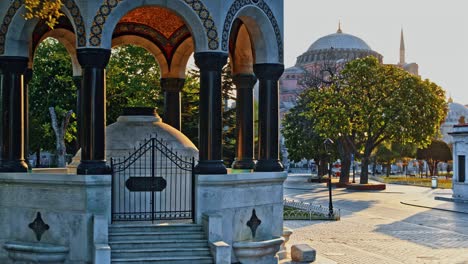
[0,0,86,56]
[230,22,254,75]
[33,28,82,76]
[111,35,169,78]
[169,37,194,79]
[89,0,218,51]
[222,0,283,63]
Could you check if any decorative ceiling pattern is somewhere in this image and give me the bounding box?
[89,0,219,50]
[113,22,191,64]
[119,7,185,39]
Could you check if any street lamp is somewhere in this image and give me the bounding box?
[352,153,356,183]
[323,138,334,218]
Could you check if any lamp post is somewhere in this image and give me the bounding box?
[352,153,356,183]
[323,138,334,218]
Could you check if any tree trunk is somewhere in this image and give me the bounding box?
[360,156,370,184]
[337,138,351,183]
[49,107,73,168]
[386,162,391,177]
[36,148,41,168]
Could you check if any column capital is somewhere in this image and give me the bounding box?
[160,78,185,92]
[77,48,111,68]
[253,63,284,80]
[194,52,228,72]
[0,56,28,73]
[232,73,257,89]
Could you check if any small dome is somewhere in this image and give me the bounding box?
[446,102,468,123]
[308,32,372,52]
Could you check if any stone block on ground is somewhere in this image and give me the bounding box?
[291,244,316,262]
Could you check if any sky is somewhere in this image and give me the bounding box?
[284,0,468,104]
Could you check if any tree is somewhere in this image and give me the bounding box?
[297,56,447,184]
[106,45,162,124]
[29,38,77,166]
[24,0,63,28]
[416,139,452,176]
[49,107,73,167]
[283,92,335,178]
[373,142,416,177]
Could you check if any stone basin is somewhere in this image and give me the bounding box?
[3,241,69,263]
[233,236,284,264]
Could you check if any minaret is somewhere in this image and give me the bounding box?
[399,28,405,65]
[337,20,342,33]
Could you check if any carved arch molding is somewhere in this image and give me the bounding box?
[0,0,86,54]
[222,0,283,62]
[0,0,282,57]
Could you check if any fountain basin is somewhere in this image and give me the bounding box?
[3,241,69,263]
[233,236,284,264]
[278,227,293,260]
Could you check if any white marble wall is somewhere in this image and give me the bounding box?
[196,172,287,262]
[0,173,111,263]
[450,125,468,201]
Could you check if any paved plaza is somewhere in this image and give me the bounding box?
[283,174,468,264]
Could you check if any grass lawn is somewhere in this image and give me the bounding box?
[283,206,337,220]
[378,176,452,189]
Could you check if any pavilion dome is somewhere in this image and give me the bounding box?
[308,32,372,52]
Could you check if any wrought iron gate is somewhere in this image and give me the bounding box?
[110,137,195,222]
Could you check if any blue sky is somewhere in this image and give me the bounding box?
[284,0,468,104]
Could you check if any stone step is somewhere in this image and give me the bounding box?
[111,247,211,259]
[109,239,209,250]
[111,256,214,264]
[109,223,202,233]
[109,231,205,241]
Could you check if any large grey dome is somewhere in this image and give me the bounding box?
[308,32,372,52]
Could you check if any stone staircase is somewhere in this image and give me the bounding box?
[109,223,214,264]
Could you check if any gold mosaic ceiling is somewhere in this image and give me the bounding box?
[119,7,186,39]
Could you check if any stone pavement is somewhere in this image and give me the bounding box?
[282,174,468,264]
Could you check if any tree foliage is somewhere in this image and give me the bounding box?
[106,45,162,124]
[24,0,63,28]
[290,56,447,184]
[416,139,452,176]
[29,38,77,165]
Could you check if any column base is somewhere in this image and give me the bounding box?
[231,159,255,170]
[254,159,284,172]
[0,160,28,172]
[77,160,111,175]
[194,160,227,174]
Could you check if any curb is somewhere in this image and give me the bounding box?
[400,201,468,215]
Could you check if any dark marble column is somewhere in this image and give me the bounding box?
[161,78,185,130]
[24,68,33,170]
[253,63,284,172]
[73,75,82,150]
[0,57,29,172]
[76,49,111,175]
[231,74,257,170]
[194,52,227,174]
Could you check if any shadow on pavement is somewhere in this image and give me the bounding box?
[375,209,468,249]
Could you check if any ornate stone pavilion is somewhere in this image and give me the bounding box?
[0,1,287,263]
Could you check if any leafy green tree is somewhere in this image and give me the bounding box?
[29,37,77,166]
[283,92,335,178]
[416,139,452,176]
[181,70,200,146]
[373,142,416,177]
[106,45,162,124]
[297,56,447,184]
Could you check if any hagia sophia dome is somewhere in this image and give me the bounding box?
[293,25,383,67]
